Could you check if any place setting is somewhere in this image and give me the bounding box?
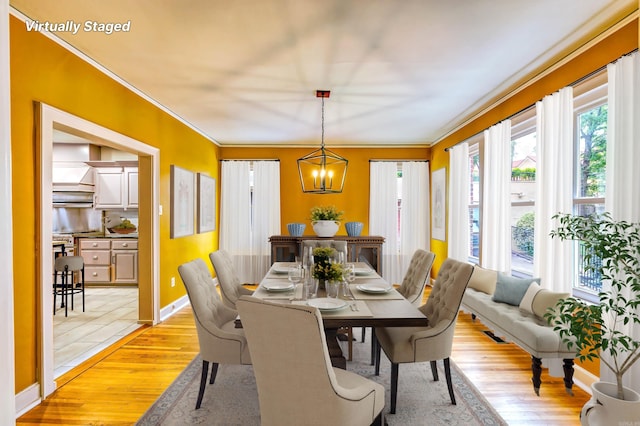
[349,282,404,300]
[254,264,305,299]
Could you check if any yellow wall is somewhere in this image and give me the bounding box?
[10,15,220,392]
[220,146,429,236]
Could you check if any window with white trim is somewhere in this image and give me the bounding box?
[572,74,607,301]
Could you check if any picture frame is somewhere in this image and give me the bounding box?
[432,167,446,241]
[196,173,216,233]
[170,165,195,238]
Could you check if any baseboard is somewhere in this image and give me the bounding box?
[159,293,190,322]
[158,278,215,322]
[15,383,40,418]
[573,365,596,395]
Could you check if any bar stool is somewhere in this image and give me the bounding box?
[53,256,85,317]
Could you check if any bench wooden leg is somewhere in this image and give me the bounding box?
[532,356,542,396]
[563,358,574,395]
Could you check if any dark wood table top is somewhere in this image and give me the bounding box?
[253,262,428,329]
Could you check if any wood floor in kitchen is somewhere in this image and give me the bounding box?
[53,286,140,378]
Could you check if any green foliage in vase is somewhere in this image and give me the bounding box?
[309,205,344,221]
[312,247,336,258]
[544,212,640,400]
[312,261,344,281]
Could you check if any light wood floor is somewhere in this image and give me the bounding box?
[18,287,590,425]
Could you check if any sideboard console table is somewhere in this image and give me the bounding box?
[269,235,385,275]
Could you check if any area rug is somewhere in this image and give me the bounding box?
[137,336,506,426]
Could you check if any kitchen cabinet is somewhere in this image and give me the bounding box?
[269,235,385,275]
[79,238,138,285]
[111,239,138,284]
[80,239,111,283]
[94,167,138,209]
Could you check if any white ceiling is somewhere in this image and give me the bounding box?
[10,0,637,147]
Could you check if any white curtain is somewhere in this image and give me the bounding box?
[604,52,640,391]
[533,87,574,292]
[481,120,512,272]
[370,161,429,284]
[252,161,281,282]
[369,162,402,283]
[448,143,470,262]
[220,161,280,283]
[399,161,430,274]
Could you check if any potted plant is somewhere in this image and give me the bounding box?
[311,247,336,290]
[309,205,344,237]
[312,251,344,295]
[544,212,640,423]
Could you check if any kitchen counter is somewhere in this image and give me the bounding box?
[104,233,138,238]
[73,232,138,239]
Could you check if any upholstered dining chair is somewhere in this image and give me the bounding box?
[178,258,251,409]
[396,249,436,306]
[236,296,385,426]
[374,258,474,414]
[302,239,348,261]
[209,250,254,309]
[365,250,435,363]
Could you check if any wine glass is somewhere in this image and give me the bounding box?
[343,263,356,284]
[342,263,356,297]
[288,266,304,286]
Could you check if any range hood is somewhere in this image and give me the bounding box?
[52,161,95,207]
[52,162,95,193]
[52,190,94,208]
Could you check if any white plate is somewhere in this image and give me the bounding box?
[356,283,392,294]
[263,282,294,292]
[272,267,290,274]
[354,268,373,276]
[307,298,348,312]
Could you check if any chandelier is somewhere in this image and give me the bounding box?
[297,90,348,193]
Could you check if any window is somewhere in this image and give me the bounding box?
[510,111,536,277]
[572,75,607,300]
[468,146,480,262]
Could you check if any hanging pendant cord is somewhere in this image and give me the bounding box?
[321,97,325,149]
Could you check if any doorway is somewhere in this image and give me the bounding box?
[38,103,160,398]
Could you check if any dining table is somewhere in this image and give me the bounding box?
[246,261,429,369]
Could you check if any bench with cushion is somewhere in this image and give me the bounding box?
[460,266,576,396]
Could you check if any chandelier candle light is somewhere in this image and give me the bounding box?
[297,90,348,193]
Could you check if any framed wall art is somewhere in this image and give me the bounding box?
[431,167,446,241]
[170,165,195,238]
[197,173,216,233]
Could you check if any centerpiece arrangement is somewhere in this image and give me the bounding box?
[311,247,343,290]
[544,212,640,424]
[310,205,344,237]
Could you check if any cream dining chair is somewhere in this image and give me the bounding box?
[396,249,436,306]
[178,258,251,409]
[365,250,435,363]
[374,258,474,414]
[302,239,348,261]
[209,249,254,309]
[236,296,385,426]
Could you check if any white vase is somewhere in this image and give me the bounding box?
[312,220,340,237]
[581,382,640,425]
